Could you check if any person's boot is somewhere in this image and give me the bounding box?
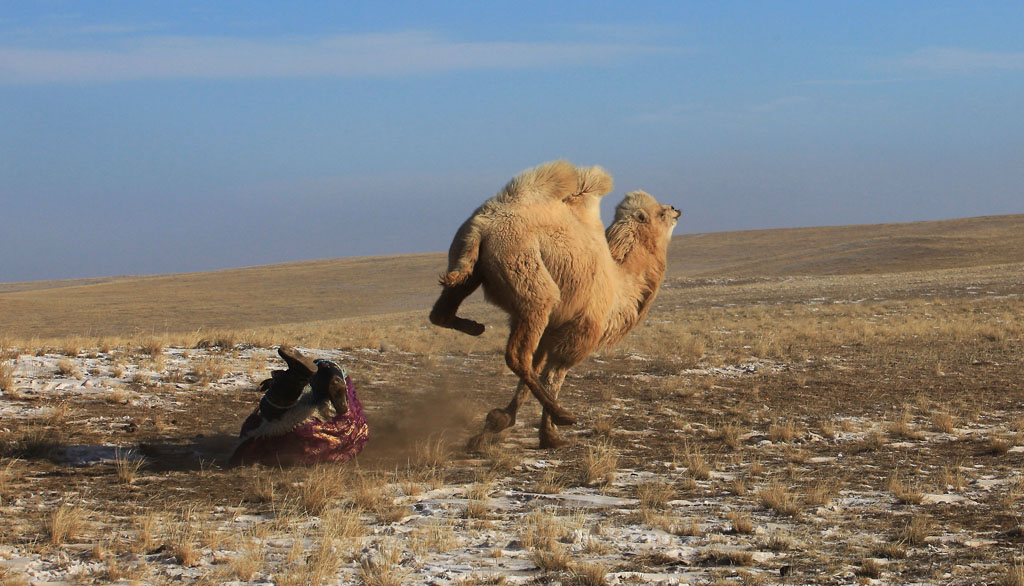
[259,346,317,419]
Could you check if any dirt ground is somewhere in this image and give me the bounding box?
[1,263,1023,585]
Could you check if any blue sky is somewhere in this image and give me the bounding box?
[2,2,1022,282]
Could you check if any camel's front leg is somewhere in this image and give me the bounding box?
[539,368,571,449]
[466,381,531,451]
[505,316,576,426]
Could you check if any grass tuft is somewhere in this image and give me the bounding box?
[581,442,618,487]
[47,502,85,545]
[757,480,800,518]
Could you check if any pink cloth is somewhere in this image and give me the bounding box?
[231,376,368,466]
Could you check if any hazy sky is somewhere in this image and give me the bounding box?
[2,2,1022,282]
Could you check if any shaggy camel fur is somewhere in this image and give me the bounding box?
[430,160,680,448]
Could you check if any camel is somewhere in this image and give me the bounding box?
[429,160,680,448]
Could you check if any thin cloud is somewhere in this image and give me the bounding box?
[0,31,669,84]
[796,77,917,87]
[750,96,810,112]
[890,47,1024,73]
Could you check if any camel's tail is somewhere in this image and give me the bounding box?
[564,165,613,206]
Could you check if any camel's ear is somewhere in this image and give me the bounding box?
[633,209,649,223]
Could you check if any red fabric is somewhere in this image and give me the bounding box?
[231,376,368,466]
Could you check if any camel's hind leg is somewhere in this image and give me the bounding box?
[429,273,485,336]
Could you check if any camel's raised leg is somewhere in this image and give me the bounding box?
[429,273,485,336]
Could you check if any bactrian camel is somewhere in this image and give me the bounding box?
[429,160,680,448]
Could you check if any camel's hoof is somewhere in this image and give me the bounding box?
[539,433,571,449]
[484,408,514,432]
[547,405,577,427]
[466,432,493,452]
[453,318,485,336]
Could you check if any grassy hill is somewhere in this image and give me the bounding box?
[2,213,1022,340]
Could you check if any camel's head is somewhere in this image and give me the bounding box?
[615,189,680,235]
[607,191,680,261]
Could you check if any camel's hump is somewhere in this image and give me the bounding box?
[493,160,614,208]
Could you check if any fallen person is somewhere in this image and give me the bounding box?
[230,346,369,466]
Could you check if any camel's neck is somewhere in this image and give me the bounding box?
[600,232,668,348]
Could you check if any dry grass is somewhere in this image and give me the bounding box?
[191,356,228,385]
[856,558,883,578]
[532,545,572,573]
[0,459,20,504]
[139,339,163,357]
[358,545,407,586]
[887,407,924,440]
[533,468,567,494]
[0,360,14,392]
[0,216,1023,584]
[248,470,276,504]
[726,511,754,534]
[896,514,931,546]
[568,561,609,586]
[713,420,743,450]
[293,464,348,514]
[482,443,522,474]
[768,419,798,443]
[412,433,450,470]
[804,477,841,507]
[114,449,145,485]
[677,442,711,480]
[463,482,492,519]
[47,502,85,545]
[872,541,907,560]
[163,368,187,384]
[519,508,569,552]
[888,470,925,505]
[172,513,201,566]
[592,417,615,439]
[853,429,887,453]
[636,480,675,510]
[55,358,77,377]
[695,548,753,567]
[930,410,957,433]
[757,480,800,518]
[131,512,160,554]
[727,476,748,496]
[0,569,31,586]
[763,534,793,552]
[321,506,367,544]
[939,461,969,492]
[410,519,457,556]
[999,561,1024,586]
[819,419,836,439]
[581,442,617,487]
[230,540,265,581]
[987,435,1014,455]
